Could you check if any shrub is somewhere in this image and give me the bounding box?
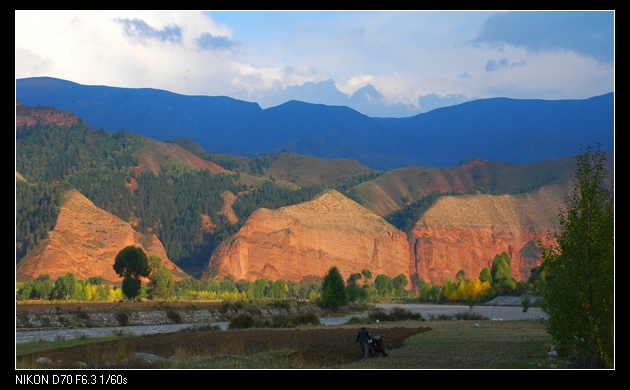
[115,311,129,326]
[165,308,182,324]
[452,311,488,321]
[228,314,264,329]
[368,308,392,322]
[345,316,373,325]
[73,308,90,320]
[292,311,320,326]
[367,307,423,322]
[390,307,424,321]
[270,300,291,310]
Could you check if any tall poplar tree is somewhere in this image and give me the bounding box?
[540,145,614,368]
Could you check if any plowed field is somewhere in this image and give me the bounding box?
[17,325,431,369]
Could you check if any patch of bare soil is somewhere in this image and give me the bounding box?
[17,326,431,369]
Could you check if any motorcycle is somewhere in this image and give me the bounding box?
[367,335,388,357]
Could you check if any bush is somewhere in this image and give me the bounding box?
[115,311,129,326]
[345,316,373,325]
[228,314,266,329]
[73,309,90,320]
[427,311,489,321]
[368,308,392,322]
[292,311,320,326]
[367,307,423,322]
[452,311,488,321]
[165,308,182,324]
[269,300,291,310]
[390,307,424,321]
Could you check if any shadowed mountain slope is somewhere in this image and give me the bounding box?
[17,77,613,169]
[16,76,262,151]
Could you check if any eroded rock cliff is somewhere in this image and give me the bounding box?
[410,183,567,285]
[202,190,411,282]
[16,190,186,282]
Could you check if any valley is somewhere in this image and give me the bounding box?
[15,87,614,294]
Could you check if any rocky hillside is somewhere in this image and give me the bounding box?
[133,138,229,176]
[16,101,81,129]
[354,157,579,217]
[16,190,187,282]
[202,189,411,282]
[409,183,569,285]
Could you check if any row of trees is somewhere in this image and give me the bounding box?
[319,250,536,310]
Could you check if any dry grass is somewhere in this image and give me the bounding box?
[343,320,568,369]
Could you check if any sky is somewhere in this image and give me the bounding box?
[15,11,614,118]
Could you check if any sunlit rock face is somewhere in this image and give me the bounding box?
[203,190,412,282]
[409,184,566,285]
[17,190,186,282]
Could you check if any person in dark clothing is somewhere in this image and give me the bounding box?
[356,327,372,359]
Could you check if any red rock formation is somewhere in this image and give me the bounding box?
[16,101,81,128]
[202,190,411,282]
[16,190,187,282]
[409,184,566,285]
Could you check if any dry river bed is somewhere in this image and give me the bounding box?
[16,302,544,344]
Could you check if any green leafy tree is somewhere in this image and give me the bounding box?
[150,266,175,300]
[374,274,395,298]
[53,273,77,300]
[491,252,516,293]
[393,273,409,297]
[540,145,614,368]
[346,273,366,302]
[113,246,150,300]
[479,267,492,284]
[455,270,466,285]
[321,266,348,309]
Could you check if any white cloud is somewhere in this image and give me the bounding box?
[15,11,614,117]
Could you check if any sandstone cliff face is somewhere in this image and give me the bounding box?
[16,190,186,282]
[202,190,411,282]
[410,183,567,285]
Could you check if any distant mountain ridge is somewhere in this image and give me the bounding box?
[16,77,614,170]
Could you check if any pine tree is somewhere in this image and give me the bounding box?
[321,266,348,309]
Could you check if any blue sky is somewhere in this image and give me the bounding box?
[15,11,614,117]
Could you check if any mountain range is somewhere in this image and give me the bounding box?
[15,83,614,287]
[16,77,614,170]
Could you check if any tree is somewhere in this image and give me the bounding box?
[374,274,394,298]
[113,246,150,300]
[491,252,516,293]
[53,273,77,300]
[321,266,348,309]
[393,273,409,297]
[479,267,492,284]
[539,145,614,368]
[455,270,466,285]
[150,266,175,300]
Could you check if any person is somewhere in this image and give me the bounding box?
[356,327,372,359]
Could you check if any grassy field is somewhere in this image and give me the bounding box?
[343,320,566,369]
